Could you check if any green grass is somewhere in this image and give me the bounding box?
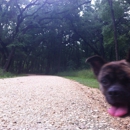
[57,69,99,88]
[0,69,15,78]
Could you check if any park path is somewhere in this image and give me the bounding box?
[0,76,130,130]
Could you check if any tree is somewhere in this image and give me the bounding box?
[107,0,118,60]
[97,0,130,60]
[0,0,130,74]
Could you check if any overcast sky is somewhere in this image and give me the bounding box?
[91,0,95,4]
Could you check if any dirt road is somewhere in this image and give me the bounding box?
[0,76,130,130]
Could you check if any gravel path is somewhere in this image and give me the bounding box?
[0,76,130,130]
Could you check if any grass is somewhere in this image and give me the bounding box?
[0,69,15,78]
[57,69,99,88]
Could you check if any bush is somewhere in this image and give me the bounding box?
[0,69,14,78]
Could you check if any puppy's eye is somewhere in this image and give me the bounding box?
[101,79,109,85]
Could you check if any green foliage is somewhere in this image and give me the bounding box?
[0,0,130,74]
[98,0,130,60]
[0,69,14,78]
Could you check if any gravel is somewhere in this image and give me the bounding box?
[0,76,130,130]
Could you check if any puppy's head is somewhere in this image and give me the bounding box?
[86,54,130,117]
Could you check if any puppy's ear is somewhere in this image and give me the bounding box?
[86,55,106,77]
[126,49,130,62]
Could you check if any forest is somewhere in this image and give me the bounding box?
[0,0,130,74]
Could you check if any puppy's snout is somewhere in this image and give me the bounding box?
[108,88,123,97]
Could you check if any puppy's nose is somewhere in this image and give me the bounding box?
[108,88,123,97]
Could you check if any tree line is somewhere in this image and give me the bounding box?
[0,0,130,74]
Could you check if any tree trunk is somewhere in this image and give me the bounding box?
[45,59,51,75]
[4,47,15,72]
[99,34,105,58]
[107,0,119,60]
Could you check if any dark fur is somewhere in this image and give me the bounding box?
[86,52,130,112]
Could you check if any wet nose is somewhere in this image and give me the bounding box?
[108,88,124,97]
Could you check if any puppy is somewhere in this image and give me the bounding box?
[86,53,130,117]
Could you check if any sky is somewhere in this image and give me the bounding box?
[91,0,95,4]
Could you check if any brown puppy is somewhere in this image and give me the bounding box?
[86,53,130,117]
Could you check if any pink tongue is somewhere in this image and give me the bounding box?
[108,106,128,117]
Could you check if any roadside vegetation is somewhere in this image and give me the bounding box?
[0,69,15,78]
[57,69,99,88]
[0,0,129,75]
